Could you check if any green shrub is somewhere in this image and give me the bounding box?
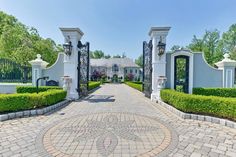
[161,89,236,121]
[193,88,236,98]
[132,81,142,84]
[17,86,62,93]
[125,82,143,91]
[89,81,101,91]
[0,90,66,113]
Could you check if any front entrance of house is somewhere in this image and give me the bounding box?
[174,55,190,93]
[112,74,118,83]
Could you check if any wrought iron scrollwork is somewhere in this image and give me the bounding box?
[77,41,90,97]
[143,40,153,98]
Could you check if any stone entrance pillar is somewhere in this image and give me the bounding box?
[29,54,49,86]
[149,27,171,101]
[60,28,84,99]
[215,53,236,88]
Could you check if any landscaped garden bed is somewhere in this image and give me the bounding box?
[0,86,66,114]
[160,89,236,121]
[125,81,143,92]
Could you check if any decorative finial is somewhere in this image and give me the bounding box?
[223,53,230,59]
[36,54,41,59]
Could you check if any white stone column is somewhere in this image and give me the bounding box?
[149,27,171,101]
[215,53,236,88]
[29,54,49,86]
[60,28,84,99]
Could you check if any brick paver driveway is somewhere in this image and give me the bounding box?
[0,84,236,157]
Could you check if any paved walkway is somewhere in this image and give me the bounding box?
[0,84,236,157]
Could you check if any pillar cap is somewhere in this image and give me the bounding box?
[149,27,171,36]
[29,54,49,68]
[59,27,84,39]
[215,53,236,68]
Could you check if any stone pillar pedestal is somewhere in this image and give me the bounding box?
[29,54,49,86]
[155,76,167,101]
[61,76,72,100]
[215,53,236,88]
[60,28,84,100]
[149,27,171,101]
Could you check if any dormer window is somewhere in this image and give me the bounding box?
[112,64,119,72]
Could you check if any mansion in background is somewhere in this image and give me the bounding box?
[90,58,142,82]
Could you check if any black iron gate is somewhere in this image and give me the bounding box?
[0,58,32,83]
[77,41,90,97]
[143,40,153,98]
[174,55,189,93]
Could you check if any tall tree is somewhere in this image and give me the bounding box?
[188,30,222,65]
[113,54,121,58]
[104,54,111,59]
[122,52,126,58]
[90,50,105,59]
[221,24,236,59]
[135,54,143,68]
[171,45,181,51]
[188,35,205,52]
[203,30,221,64]
[0,11,61,66]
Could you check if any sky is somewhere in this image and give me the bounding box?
[1,0,236,59]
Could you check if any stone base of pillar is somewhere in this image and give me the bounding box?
[68,92,79,100]
[151,89,162,102]
[151,93,158,102]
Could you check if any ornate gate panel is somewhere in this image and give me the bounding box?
[174,55,189,93]
[77,41,90,97]
[143,40,153,98]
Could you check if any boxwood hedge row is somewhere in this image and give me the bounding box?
[193,87,236,98]
[125,82,143,91]
[161,89,236,121]
[88,81,101,91]
[17,86,62,93]
[0,89,66,113]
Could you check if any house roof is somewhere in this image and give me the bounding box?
[90,58,140,68]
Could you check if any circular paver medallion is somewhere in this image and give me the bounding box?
[37,113,177,157]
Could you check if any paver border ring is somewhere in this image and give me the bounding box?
[36,112,178,157]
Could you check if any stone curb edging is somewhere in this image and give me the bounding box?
[0,100,70,122]
[158,100,236,129]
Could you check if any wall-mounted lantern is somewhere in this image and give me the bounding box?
[157,37,166,57]
[63,41,73,56]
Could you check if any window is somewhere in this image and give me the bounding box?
[112,64,119,72]
[130,69,133,73]
[125,69,127,73]
[135,69,137,73]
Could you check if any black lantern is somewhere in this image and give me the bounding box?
[63,41,73,56]
[157,37,166,56]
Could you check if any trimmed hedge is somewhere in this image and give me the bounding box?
[89,81,101,91]
[17,86,62,93]
[193,87,236,98]
[125,82,143,91]
[161,89,236,121]
[132,81,142,84]
[0,89,66,113]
